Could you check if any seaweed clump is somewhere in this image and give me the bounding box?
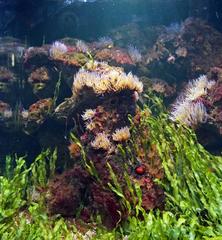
[1,99,222,239]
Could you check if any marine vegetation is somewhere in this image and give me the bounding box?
[1,96,222,239]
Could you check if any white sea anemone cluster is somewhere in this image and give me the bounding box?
[86,121,96,131]
[97,36,114,48]
[82,108,97,131]
[49,41,68,58]
[170,101,207,127]
[185,75,215,101]
[2,109,13,119]
[91,132,112,150]
[112,126,131,142]
[82,109,96,121]
[73,229,96,240]
[72,66,143,96]
[127,45,142,63]
[21,110,29,119]
[76,40,89,53]
[170,75,215,127]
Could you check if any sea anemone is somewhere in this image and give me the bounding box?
[49,41,68,58]
[91,132,111,150]
[97,37,114,48]
[72,64,143,96]
[114,72,143,93]
[0,101,13,119]
[3,109,13,119]
[21,110,29,119]
[82,109,96,121]
[151,82,166,94]
[170,75,215,127]
[73,70,100,95]
[175,47,187,57]
[86,121,96,131]
[170,101,208,127]
[185,75,215,101]
[76,40,89,53]
[127,45,142,63]
[112,126,131,142]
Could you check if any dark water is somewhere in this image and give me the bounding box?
[0,0,222,44]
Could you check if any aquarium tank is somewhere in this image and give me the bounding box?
[1,0,222,239]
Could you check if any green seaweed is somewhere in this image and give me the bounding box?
[52,70,62,111]
[70,132,99,181]
[1,96,222,239]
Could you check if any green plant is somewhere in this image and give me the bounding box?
[1,95,222,239]
[0,149,56,224]
[70,132,99,180]
[52,70,62,110]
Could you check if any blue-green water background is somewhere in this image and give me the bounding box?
[0,0,222,44]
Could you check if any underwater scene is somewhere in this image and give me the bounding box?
[1,0,222,239]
